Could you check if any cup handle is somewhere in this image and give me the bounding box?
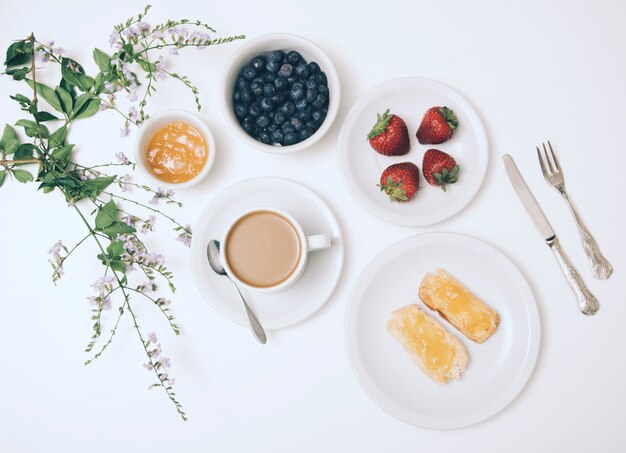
[306,234,331,252]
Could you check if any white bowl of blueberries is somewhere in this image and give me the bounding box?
[221,33,340,153]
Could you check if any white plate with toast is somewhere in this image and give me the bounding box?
[344,232,540,429]
[337,77,488,226]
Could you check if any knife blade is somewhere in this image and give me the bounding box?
[502,154,599,315]
[503,154,555,241]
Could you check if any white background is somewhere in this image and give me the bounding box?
[1,0,625,451]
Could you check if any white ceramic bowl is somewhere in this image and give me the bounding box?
[133,110,216,190]
[220,33,341,154]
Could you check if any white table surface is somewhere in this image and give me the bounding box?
[1,0,624,451]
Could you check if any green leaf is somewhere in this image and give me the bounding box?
[72,93,92,115]
[77,75,95,92]
[6,67,30,80]
[101,221,135,239]
[25,79,63,113]
[82,175,115,192]
[73,98,100,120]
[12,169,33,183]
[95,200,118,230]
[0,171,5,187]
[0,124,19,149]
[109,260,127,274]
[10,94,31,107]
[34,111,59,122]
[55,86,73,114]
[107,239,126,258]
[51,144,74,160]
[49,125,67,146]
[60,57,85,87]
[93,48,111,72]
[13,143,36,160]
[15,119,49,138]
[4,139,20,154]
[5,40,32,67]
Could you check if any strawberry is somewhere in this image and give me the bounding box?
[422,149,460,192]
[377,162,420,202]
[367,109,410,156]
[416,106,458,144]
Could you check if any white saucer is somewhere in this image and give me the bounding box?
[338,78,489,226]
[190,177,344,329]
[345,232,540,429]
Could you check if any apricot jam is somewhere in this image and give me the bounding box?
[146,122,208,184]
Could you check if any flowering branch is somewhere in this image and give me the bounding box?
[0,4,245,421]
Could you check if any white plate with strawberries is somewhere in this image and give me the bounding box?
[338,78,488,226]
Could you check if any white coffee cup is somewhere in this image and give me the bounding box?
[221,207,331,293]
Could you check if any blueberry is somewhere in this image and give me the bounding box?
[291,117,304,131]
[295,98,308,111]
[283,132,299,146]
[274,76,290,91]
[287,76,297,85]
[306,120,318,130]
[242,117,256,134]
[312,94,328,109]
[273,111,287,125]
[263,83,275,97]
[257,130,271,144]
[270,92,286,105]
[266,59,281,73]
[260,98,274,112]
[240,87,254,104]
[305,79,317,90]
[299,127,314,141]
[242,65,257,81]
[317,85,329,97]
[250,80,263,97]
[234,103,248,119]
[282,123,296,134]
[236,77,248,90]
[279,102,296,116]
[269,50,285,62]
[233,91,241,103]
[267,123,279,133]
[312,109,326,124]
[294,62,309,78]
[249,102,261,117]
[278,63,293,78]
[251,56,266,71]
[264,71,277,82]
[286,50,302,65]
[290,82,305,101]
[256,114,271,128]
[315,72,328,86]
[252,76,264,85]
[305,88,317,103]
[307,61,320,74]
[270,129,284,144]
[296,107,312,121]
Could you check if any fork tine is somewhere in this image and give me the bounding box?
[542,142,556,174]
[547,140,561,173]
[537,146,550,178]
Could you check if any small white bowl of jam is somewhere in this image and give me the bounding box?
[134,110,216,190]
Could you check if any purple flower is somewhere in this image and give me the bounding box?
[157,298,171,307]
[143,362,153,371]
[142,215,156,233]
[169,47,179,56]
[120,123,130,137]
[176,225,192,247]
[153,30,165,40]
[128,106,140,122]
[119,174,133,192]
[147,331,158,344]
[109,31,120,48]
[48,240,65,257]
[137,21,151,33]
[149,188,175,205]
[116,152,130,165]
[144,252,165,267]
[91,276,115,295]
[35,50,50,64]
[160,356,171,368]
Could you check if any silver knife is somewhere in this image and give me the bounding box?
[503,154,599,315]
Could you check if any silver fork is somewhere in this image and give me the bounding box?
[537,141,613,280]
